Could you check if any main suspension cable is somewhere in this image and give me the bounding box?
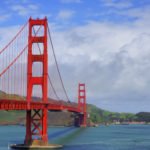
[47,24,70,102]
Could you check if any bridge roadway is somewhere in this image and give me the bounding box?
[0,99,81,113]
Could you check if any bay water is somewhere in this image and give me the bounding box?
[0,125,150,150]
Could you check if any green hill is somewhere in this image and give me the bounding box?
[87,104,137,124]
[0,104,137,126]
[0,91,149,125]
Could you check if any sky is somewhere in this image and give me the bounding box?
[0,0,150,113]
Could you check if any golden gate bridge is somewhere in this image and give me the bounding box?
[0,17,87,148]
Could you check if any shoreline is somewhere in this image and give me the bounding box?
[0,123,150,126]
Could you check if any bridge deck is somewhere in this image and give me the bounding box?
[0,99,81,113]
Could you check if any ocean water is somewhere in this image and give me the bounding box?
[0,125,150,150]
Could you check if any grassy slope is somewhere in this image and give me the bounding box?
[0,91,140,125]
[0,91,74,125]
[0,104,136,125]
[0,91,25,124]
[87,104,136,123]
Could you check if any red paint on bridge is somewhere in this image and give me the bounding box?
[0,17,87,146]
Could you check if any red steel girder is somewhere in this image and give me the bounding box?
[0,99,81,113]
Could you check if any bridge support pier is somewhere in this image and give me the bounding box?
[74,114,87,127]
[25,109,48,145]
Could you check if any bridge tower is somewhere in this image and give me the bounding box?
[25,18,48,145]
[77,83,87,127]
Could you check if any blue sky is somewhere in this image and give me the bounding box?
[0,0,149,27]
[0,0,150,113]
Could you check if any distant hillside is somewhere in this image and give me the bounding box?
[0,91,150,125]
[136,112,150,122]
[87,104,137,124]
[0,90,24,100]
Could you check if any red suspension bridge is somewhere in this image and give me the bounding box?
[0,18,87,147]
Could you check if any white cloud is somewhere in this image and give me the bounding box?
[0,26,20,49]
[6,1,51,19]
[48,8,150,112]
[10,4,39,16]
[1,1,150,112]
[57,10,75,20]
[120,6,150,26]
[0,18,150,112]
[0,14,11,22]
[61,0,82,3]
[100,0,132,9]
